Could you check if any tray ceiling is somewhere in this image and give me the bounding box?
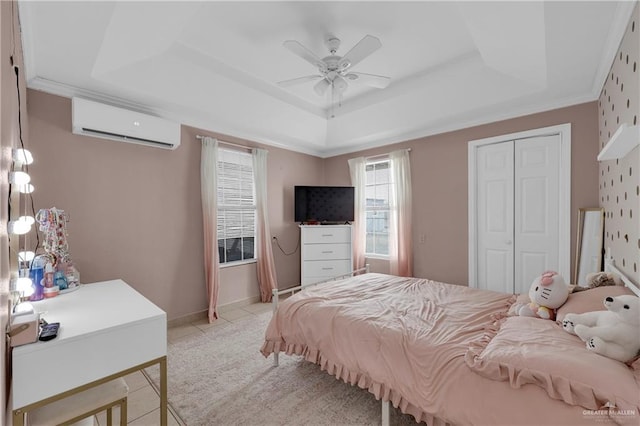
[19,1,635,157]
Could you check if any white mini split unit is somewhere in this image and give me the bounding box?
[72,97,181,150]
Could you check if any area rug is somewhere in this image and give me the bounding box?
[146,310,418,425]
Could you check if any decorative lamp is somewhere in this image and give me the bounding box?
[12,148,33,165]
[8,219,31,235]
[13,277,34,298]
[18,251,35,263]
[18,215,35,226]
[9,171,30,185]
[18,183,34,194]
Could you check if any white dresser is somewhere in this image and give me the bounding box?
[300,224,353,286]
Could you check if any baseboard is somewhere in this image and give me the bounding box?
[167,295,262,328]
[167,310,207,328]
[218,295,262,313]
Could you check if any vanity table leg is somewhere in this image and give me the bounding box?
[160,356,168,426]
[13,409,25,426]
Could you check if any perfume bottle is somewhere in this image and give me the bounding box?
[29,257,45,301]
[44,262,55,288]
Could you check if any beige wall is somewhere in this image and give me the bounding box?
[27,90,600,320]
[324,102,600,285]
[26,90,324,320]
[598,4,639,285]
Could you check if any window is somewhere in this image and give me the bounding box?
[365,160,391,256]
[217,149,255,264]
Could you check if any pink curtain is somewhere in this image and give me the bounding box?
[252,148,278,301]
[348,157,367,270]
[389,149,413,277]
[201,137,220,322]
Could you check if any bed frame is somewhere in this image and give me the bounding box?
[268,257,638,426]
[268,264,394,424]
[604,254,640,296]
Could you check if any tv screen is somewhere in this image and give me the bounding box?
[294,186,355,223]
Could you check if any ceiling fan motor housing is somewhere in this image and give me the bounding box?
[321,55,342,73]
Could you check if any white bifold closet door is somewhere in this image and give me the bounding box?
[476,135,560,294]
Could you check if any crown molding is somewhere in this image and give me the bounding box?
[17,1,36,82]
[319,92,597,158]
[29,75,598,160]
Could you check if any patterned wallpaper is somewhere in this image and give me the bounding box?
[598,3,639,284]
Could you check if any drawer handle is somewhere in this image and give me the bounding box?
[321,267,334,270]
[321,234,334,237]
[321,250,334,254]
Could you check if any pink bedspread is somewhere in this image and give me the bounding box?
[261,273,594,425]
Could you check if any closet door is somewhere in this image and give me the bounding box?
[469,124,570,293]
[514,135,560,293]
[476,141,514,294]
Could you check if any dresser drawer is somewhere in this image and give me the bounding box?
[302,243,351,260]
[303,260,351,279]
[303,226,351,244]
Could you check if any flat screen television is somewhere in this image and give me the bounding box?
[294,186,355,224]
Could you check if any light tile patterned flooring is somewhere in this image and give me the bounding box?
[88,301,273,426]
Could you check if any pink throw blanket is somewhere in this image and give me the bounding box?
[262,273,594,425]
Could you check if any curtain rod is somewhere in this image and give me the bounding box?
[365,148,411,161]
[195,135,253,152]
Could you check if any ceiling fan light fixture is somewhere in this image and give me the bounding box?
[333,75,348,92]
[314,79,331,96]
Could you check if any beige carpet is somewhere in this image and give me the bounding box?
[147,311,419,426]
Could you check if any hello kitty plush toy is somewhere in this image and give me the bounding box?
[515,271,570,320]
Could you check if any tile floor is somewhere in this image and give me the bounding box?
[88,301,273,426]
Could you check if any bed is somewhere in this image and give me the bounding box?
[261,261,640,425]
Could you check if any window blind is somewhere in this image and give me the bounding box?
[365,160,391,256]
[217,149,256,263]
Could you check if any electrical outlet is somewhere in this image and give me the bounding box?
[419,233,426,244]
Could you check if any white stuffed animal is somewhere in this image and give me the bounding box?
[562,295,640,363]
[516,271,570,320]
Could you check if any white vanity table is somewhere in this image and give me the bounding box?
[12,279,168,426]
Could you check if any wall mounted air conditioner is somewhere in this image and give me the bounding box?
[72,97,181,150]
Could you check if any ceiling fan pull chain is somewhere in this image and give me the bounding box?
[330,86,336,119]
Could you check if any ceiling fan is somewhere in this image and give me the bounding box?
[277,34,391,97]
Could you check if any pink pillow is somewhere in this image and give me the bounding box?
[466,316,640,414]
[555,286,634,322]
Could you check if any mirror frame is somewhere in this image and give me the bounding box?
[574,207,605,285]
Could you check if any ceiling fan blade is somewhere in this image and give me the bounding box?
[339,35,382,70]
[277,75,323,87]
[283,40,325,70]
[345,72,391,89]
